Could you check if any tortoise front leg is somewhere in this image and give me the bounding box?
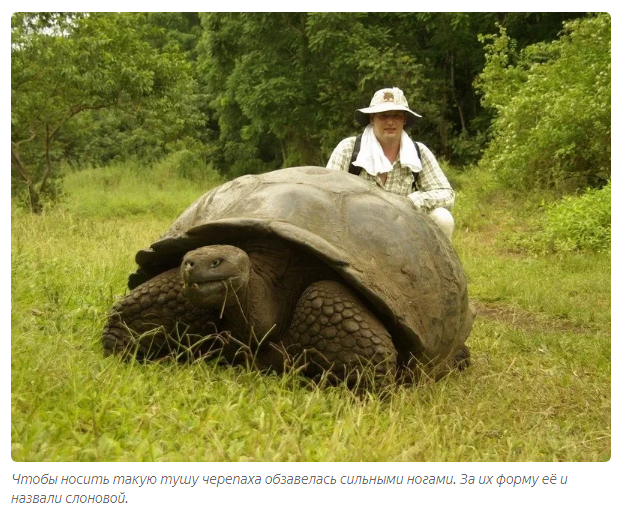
[102,268,221,360]
[282,280,397,388]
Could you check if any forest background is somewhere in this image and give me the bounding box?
[12,12,610,217]
[11,12,611,464]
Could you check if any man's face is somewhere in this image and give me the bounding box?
[371,111,407,146]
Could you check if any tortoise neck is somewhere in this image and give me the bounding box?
[219,267,283,347]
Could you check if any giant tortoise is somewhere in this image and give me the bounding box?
[102,166,474,386]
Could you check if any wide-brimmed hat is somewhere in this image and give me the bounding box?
[355,87,422,126]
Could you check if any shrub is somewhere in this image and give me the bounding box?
[510,183,611,253]
[542,183,611,252]
[154,150,216,182]
[477,14,611,193]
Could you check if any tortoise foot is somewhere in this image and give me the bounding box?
[453,345,471,370]
[283,280,397,389]
[103,268,220,360]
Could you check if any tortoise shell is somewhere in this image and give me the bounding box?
[129,166,474,368]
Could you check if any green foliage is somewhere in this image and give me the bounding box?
[11,12,203,211]
[64,91,207,167]
[196,13,319,174]
[145,12,202,56]
[11,173,65,212]
[155,150,216,181]
[452,164,611,256]
[543,184,611,252]
[510,183,611,254]
[196,12,583,175]
[477,14,611,192]
[11,11,594,190]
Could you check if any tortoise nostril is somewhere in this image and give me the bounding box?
[184,259,195,269]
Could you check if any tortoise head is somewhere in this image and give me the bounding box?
[180,245,250,308]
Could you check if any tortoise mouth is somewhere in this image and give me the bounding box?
[181,275,247,308]
[183,278,225,288]
[182,279,230,304]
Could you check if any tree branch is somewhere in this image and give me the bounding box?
[47,96,121,141]
[10,145,32,185]
[11,146,42,213]
[11,66,47,91]
[12,128,39,148]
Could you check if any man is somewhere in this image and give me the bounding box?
[326,87,455,241]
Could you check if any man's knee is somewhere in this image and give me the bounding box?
[428,207,454,241]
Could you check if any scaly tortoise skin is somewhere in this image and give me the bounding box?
[103,166,474,385]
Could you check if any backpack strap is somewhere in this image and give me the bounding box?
[348,135,421,192]
[411,142,421,192]
[348,136,363,176]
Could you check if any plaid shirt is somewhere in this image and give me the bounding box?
[326,136,454,212]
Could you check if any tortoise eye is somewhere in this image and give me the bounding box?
[211,259,222,268]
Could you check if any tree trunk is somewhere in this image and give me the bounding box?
[27,184,43,215]
[11,145,43,214]
[451,53,468,135]
[38,125,54,195]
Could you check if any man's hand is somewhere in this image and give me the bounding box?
[408,191,425,210]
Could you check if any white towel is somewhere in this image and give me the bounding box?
[352,125,422,176]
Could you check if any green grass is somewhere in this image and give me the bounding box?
[11,165,610,461]
[61,161,223,219]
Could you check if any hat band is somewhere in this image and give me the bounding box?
[357,104,421,117]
